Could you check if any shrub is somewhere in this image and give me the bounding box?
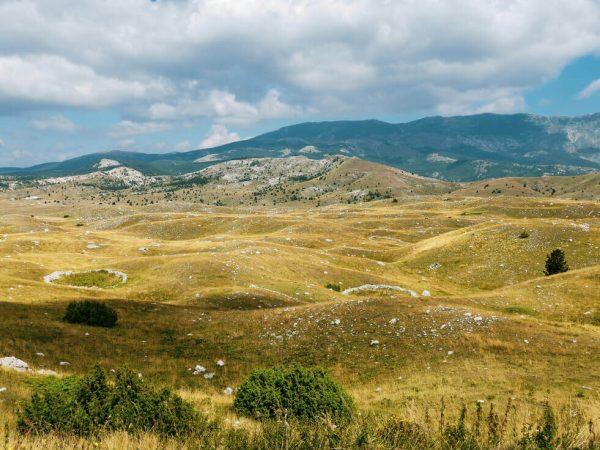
[64,300,118,328]
[234,366,355,423]
[17,365,206,436]
[325,283,342,292]
[544,249,568,276]
[518,230,530,239]
[503,306,536,316]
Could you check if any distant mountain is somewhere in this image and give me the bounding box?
[1,113,598,181]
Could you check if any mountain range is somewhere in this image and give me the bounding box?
[1,112,598,181]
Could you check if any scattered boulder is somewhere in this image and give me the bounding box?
[0,356,29,372]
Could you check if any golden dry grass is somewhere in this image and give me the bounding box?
[0,182,598,448]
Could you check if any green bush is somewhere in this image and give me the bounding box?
[325,283,341,292]
[64,300,118,327]
[234,366,355,423]
[17,365,207,436]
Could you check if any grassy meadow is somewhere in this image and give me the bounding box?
[0,185,598,448]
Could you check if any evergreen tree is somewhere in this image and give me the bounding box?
[544,249,568,276]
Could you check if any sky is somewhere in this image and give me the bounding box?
[0,0,599,167]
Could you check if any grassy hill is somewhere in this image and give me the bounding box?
[0,172,598,447]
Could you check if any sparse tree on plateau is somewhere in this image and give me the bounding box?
[544,249,568,276]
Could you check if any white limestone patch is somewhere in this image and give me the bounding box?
[95,158,121,169]
[40,166,151,187]
[427,153,457,163]
[298,145,320,154]
[194,153,223,163]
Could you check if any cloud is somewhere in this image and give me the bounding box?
[200,125,241,149]
[29,114,76,132]
[0,138,4,147]
[118,139,135,148]
[435,88,526,116]
[110,120,171,138]
[149,89,301,125]
[0,55,168,110]
[175,140,192,151]
[0,0,597,118]
[577,78,600,99]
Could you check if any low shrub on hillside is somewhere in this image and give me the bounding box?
[325,283,342,292]
[17,365,207,436]
[64,300,118,327]
[234,366,355,423]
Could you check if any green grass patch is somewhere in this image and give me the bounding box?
[54,270,124,288]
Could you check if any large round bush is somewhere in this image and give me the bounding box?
[234,366,354,422]
[64,300,118,327]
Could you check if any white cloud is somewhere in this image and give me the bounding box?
[119,139,135,148]
[0,0,597,118]
[0,55,168,109]
[0,138,4,147]
[110,120,171,138]
[175,140,192,151]
[149,89,301,125]
[200,125,241,149]
[435,88,526,116]
[29,114,76,132]
[577,78,600,99]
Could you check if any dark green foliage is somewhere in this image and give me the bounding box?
[544,248,569,276]
[17,365,206,436]
[534,403,557,449]
[64,300,117,328]
[503,306,536,316]
[325,283,341,292]
[234,366,355,423]
[518,230,530,239]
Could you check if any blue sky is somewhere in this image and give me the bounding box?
[0,0,598,167]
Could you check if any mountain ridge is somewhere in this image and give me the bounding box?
[1,112,598,181]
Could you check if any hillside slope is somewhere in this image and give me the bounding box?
[1,113,598,181]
